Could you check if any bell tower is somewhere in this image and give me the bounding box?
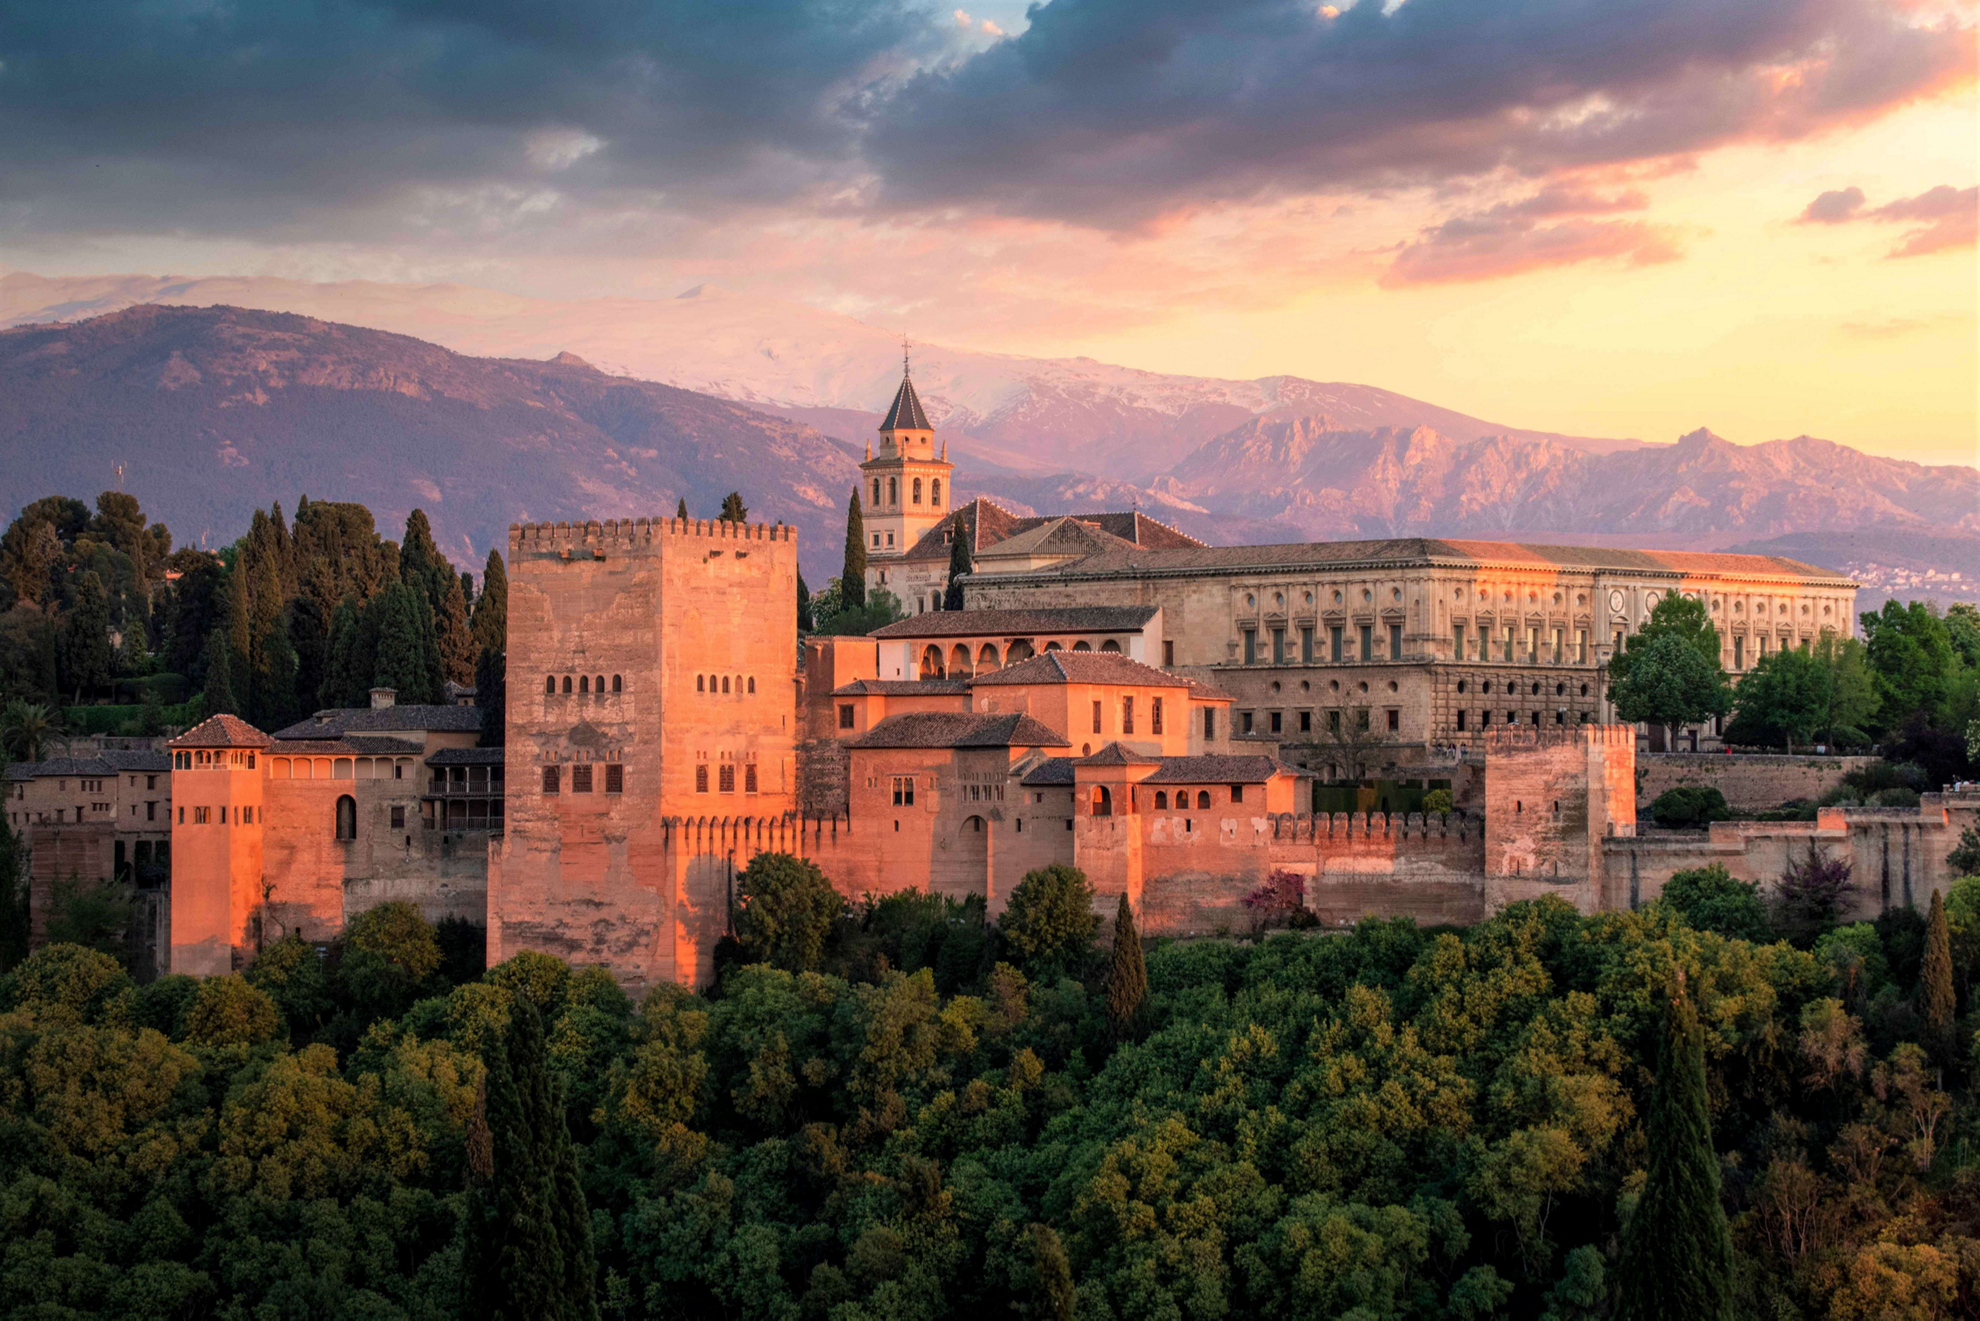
[859,342,953,577]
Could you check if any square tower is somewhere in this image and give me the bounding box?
[491,514,799,990]
[860,369,954,571]
[167,715,269,975]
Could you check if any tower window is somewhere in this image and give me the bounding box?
[1151,698,1163,734]
[542,766,561,794]
[595,675,604,693]
[612,674,622,692]
[888,477,897,504]
[931,479,941,505]
[745,763,758,794]
[545,675,555,693]
[747,676,756,694]
[579,675,589,694]
[718,764,736,793]
[872,479,881,505]
[605,764,624,793]
[572,763,593,793]
[335,795,356,840]
[697,675,705,692]
[562,675,573,694]
[912,477,922,504]
[721,676,730,693]
[695,764,708,793]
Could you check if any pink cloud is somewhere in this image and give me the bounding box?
[1795,182,1976,255]
[1382,185,1679,286]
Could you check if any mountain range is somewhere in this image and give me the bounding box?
[0,275,1975,602]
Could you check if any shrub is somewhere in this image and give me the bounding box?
[1242,869,1317,931]
[1774,846,1855,947]
[1660,865,1769,942]
[999,865,1099,979]
[1423,788,1455,815]
[183,975,281,1046]
[1650,786,1731,828]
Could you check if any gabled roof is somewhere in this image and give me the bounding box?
[269,736,427,756]
[972,517,1139,564]
[831,678,971,696]
[848,711,1070,750]
[1020,757,1077,786]
[1140,754,1309,785]
[1076,742,1162,766]
[868,606,1158,640]
[273,705,485,738]
[969,650,1193,689]
[879,374,932,431]
[169,714,271,748]
[895,498,1203,566]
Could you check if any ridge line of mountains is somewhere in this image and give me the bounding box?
[0,278,1974,606]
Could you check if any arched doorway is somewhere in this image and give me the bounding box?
[977,643,1001,672]
[949,644,972,678]
[919,645,945,679]
[1091,786,1112,817]
[335,795,357,840]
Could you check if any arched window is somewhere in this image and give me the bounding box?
[579,675,589,693]
[977,643,1000,671]
[1100,639,1121,653]
[562,676,573,694]
[888,477,898,504]
[335,795,356,841]
[697,675,705,692]
[1092,786,1112,817]
[1197,790,1211,810]
[747,676,755,694]
[1155,791,1168,810]
[931,479,941,506]
[912,477,922,505]
[735,675,743,694]
[872,479,882,505]
[967,815,984,833]
[1005,640,1033,663]
[919,645,945,679]
[1044,641,1062,652]
[1072,641,1091,652]
[595,675,605,693]
[543,766,561,794]
[544,675,555,693]
[612,675,622,692]
[721,676,730,693]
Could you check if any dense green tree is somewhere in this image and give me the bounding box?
[734,852,845,972]
[1103,893,1146,1040]
[477,644,506,746]
[372,582,434,703]
[796,571,813,633]
[719,492,748,523]
[1648,785,1730,827]
[1861,599,1958,729]
[1000,865,1098,979]
[842,488,867,610]
[0,810,26,970]
[251,610,301,730]
[675,497,689,520]
[943,513,972,611]
[437,571,476,685]
[474,550,508,656]
[400,509,449,601]
[199,624,239,716]
[321,594,367,708]
[1724,643,1828,751]
[59,570,115,701]
[1660,864,1770,942]
[1614,979,1734,1321]
[1608,632,1730,745]
[462,997,599,1321]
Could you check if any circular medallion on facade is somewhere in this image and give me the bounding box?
[1608,588,1625,612]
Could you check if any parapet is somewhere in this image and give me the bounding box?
[1481,723,1634,754]
[508,517,797,554]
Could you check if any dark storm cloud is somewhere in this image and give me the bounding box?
[0,0,1968,240]
[0,0,938,237]
[865,0,1972,225]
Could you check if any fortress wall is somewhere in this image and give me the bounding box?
[1637,753,1876,811]
[1482,726,1634,915]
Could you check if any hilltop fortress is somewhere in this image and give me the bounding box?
[13,367,1962,986]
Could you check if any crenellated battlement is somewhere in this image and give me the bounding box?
[508,516,797,553]
[1482,723,1634,753]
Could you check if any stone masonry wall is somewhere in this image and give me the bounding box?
[1636,754,1875,812]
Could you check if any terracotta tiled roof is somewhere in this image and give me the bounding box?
[1019,757,1077,786]
[427,747,507,766]
[1140,754,1309,784]
[830,678,971,696]
[879,374,932,431]
[269,736,427,756]
[1076,742,1163,766]
[894,498,1203,565]
[868,606,1158,639]
[847,711,1070,750]
[1185,678,1236,703]
[102,749,171,772]
[274,705,485,738]
[969,651,1192,689]
[168,714,271,748]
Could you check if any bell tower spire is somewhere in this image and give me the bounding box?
[858,344,954,592]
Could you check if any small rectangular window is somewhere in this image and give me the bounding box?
[839,704,855,730]
[1456,709,1467,731]
[1242,629,1256,664]
[1390,624,1403,658]
[1241,711,1254,735]
[1576,629,1588,663]
[1122,697,1134,735]
[572,764,593,793]
[1329,625,1343,663]
[1387,708,1400,732]
[1203,708,1215,740]
[1453,624,1466,658]
[1359,624,1373,660]
[1271,628,1285,664]
[1163,640,1175,666]
[1301,627,1314,663]
[718,764,736,793]
[1151,698,1163,735]
[1230,784,1244,804]
[1269,711,1282,733]
[390,806,405,828]
[744,763,757,794]
[606,764,624,794]
[695,764,708,793]
[543,766,561,794]
[892,776,915,807]
[1299,710,1311,733]
[1092,700,1103,734]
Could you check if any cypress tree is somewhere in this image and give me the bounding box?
[253,613,301,731]
[224,559,252,691]
[1615,977,1734,1321]
[675,497,689,521]
[372,584,429,702]
[400,509,447,604]
[1105,892,1148,1041]
[461,998,598,1321]
[322,595,363,708]
[842,488,867,610]
[796,572,814,633]
[290,562,338,713]
[1922,888,1955,1060]
[413,588,446,703]
[200,626,239,717]
[719,492,748,523]
[476,646,506,747]
[60,570,115,702]
[437,572,476,686]
[474,551,508,656]
[944,512,972,611]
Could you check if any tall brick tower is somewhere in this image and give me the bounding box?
[167,714,269,975]
[859,348,953,579]
[490,514,799,991]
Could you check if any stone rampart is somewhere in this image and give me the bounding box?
[1637,753,1874,811]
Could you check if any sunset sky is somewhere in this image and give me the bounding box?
[3,0,1974,463]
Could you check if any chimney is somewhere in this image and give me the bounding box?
[369,688,397,710]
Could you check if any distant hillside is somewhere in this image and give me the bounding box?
[0,304,864,577]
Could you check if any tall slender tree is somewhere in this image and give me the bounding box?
[461,998,599,1321]
[474,551,508,656]
[399,509,448,603]
[719,492,748,523]
[252,612,301,731]
[1105,892,1147,1041]
[200,626,239,717]
[436,572,476,686]
[1921,888,1955,1062]
[943,512,972,611]
[675,497,689,521]
[1615,975,1734,1321]
[60,571,115,702]
[796,571,814,634]
[842,488,867,610]
[476,645,506,747]
[371,583,431,703]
